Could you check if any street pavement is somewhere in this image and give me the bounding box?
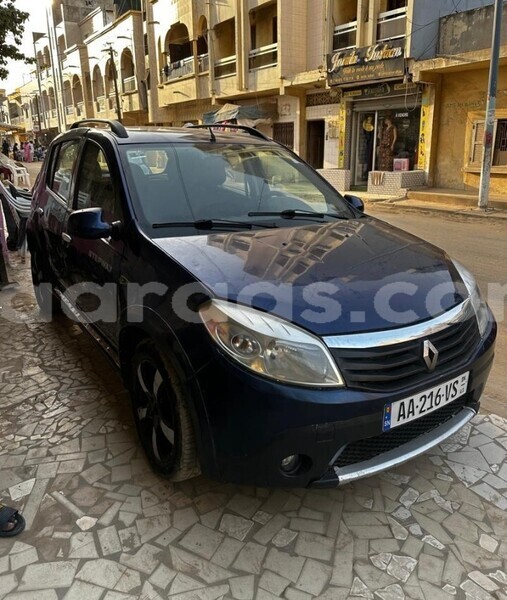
[1,161,507,599]
[1,255,507,599]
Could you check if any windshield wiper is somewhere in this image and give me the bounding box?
[248,209,349,220]
[152,219,278,230]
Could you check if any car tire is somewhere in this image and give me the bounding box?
[30,247,61,318]
[130,341,200,481]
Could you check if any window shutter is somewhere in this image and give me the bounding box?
[470,120,499,167]
[470,120,485,166]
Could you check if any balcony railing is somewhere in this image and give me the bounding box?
[214,55,236,79]
[123,75,137,92]
[161,56,194,82]
[333,21,358,51]
[10,117,21,125]
[65,105,74,116]
[198,53,209,73]
[249,43,278,70]
[96,96,106,112]
[377,7,407,42]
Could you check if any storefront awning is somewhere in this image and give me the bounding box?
[203,102,277,126]
[0,122,25,133]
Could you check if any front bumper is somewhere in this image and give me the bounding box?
[195,318,496,488]
[314,406,476,487]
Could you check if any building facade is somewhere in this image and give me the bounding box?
[414,2,507,195]
[3,0,501,196]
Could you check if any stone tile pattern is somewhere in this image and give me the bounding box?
[1,262,507,599]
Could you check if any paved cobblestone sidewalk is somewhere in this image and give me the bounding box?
[1,259,506,600]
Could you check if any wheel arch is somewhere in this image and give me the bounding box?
[118,306,216,473]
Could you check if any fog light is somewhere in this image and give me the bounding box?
[280,454,301,473]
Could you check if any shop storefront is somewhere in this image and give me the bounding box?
[327,41,426,192]
[344,83,422,186]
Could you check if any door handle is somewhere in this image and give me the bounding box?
[62,232,72,244]
[35,207,44,216]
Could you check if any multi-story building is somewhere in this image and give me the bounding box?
[324,0,499,194]
[4,0,501,197]
[414,2,507,195]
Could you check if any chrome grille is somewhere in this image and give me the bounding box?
[330,315,479,393]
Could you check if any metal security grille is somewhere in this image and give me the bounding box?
[306,91,341,106]
[273,122,294,149]
[496,120,507,151]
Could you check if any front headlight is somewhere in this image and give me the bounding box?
[199,300,344,387]
[453,260,489,337]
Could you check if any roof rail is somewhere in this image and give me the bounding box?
[187,124,271,141]
[70,119,129,138]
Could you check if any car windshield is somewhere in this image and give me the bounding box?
[121,143,355,228]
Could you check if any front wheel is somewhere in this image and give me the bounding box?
[130,342,200,481]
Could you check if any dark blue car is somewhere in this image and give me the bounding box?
[27,120,496,487]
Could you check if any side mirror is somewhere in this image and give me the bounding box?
[344,194,365,213]
[67,207,112,239]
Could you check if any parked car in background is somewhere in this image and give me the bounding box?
[27,120,496,487]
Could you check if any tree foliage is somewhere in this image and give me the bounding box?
[0,0,33,81]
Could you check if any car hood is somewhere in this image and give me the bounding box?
[152,217,466,336]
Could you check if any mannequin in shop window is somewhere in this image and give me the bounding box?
[362,115,375,179]
[377,115,397,171]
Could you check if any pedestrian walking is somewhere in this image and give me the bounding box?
[2,139,9,157]
[24,140,33,163]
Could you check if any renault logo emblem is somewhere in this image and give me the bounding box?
[423,340,439,371]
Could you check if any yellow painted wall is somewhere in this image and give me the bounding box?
[434,65,507,192]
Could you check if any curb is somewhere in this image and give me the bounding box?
[366,200,507,221]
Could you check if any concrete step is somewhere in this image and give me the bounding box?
[407,189,507,210]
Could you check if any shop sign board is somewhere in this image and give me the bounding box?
[342,81,418,101]
[327,41,405,86]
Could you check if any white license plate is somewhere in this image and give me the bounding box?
[383,372,470,432]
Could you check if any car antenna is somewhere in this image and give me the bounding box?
[207,126,216,143]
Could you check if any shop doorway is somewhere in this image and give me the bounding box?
[353,107,421,186]
[307,120,325,169]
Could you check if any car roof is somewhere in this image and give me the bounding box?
[57,123,273,146]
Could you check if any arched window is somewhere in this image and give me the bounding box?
[61,79,73,117]
[163,23,193,80]
[213,18,236,78]
[41,90,49,116]
[92,65,105,112]
[58,35,65,58]
[43,46,51,69]
[105,59,117,110]
[72,75,83,115]
[197,16,209,73]
[48,87,56,112]
[121,48,136,92]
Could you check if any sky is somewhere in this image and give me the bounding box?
[0,1,49,93]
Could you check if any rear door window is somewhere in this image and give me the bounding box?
[48,140,80,203]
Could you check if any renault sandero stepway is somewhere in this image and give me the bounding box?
[27,120,496,487]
